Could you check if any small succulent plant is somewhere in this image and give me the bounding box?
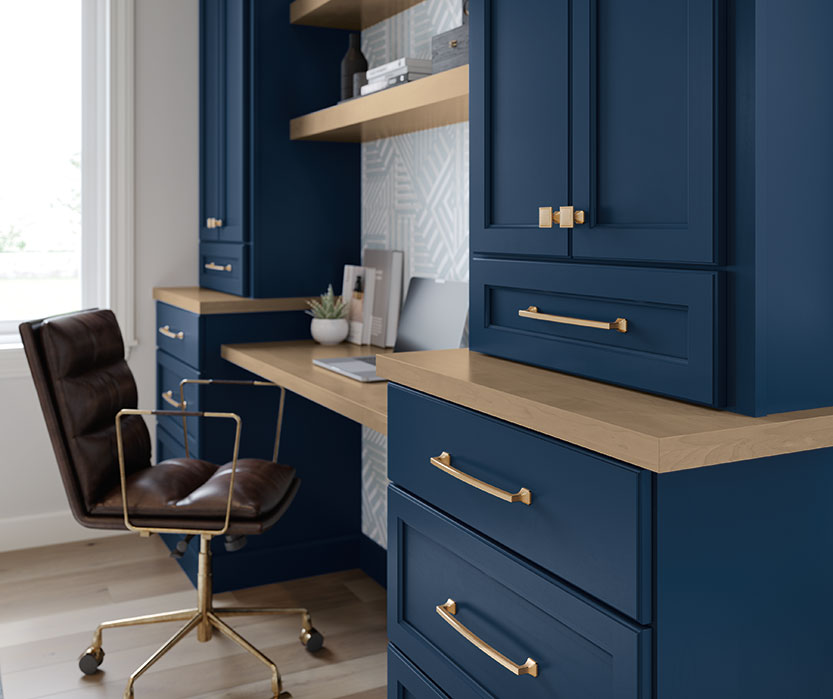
[308,284,348,319]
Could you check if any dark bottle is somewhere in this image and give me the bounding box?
[341,33,368,101]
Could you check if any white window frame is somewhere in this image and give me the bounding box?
[0,0,136,378]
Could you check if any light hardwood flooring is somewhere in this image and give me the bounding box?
[0,535,387,699]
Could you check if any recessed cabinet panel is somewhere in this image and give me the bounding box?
[200,0,246,244]
[571,0,717,262]
[470,0,570,257]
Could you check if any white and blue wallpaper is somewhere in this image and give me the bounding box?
[360,0,469,548]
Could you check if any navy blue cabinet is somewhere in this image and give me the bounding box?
[471,0,716,263]
[388,384,652,622]
[154,301,362,591]
[388,487,651,699]
[198,0,359,298]
[471,0,833,416]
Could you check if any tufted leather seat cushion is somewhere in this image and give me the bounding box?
[92,458,296,521]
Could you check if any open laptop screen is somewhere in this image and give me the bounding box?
[394,277,468,353]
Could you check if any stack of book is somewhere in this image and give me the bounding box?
[360,57,432,96]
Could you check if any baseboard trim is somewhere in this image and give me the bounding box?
[360,534,387,588]
[0,510,122,553]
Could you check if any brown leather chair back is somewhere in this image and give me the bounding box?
[20,310,151,522]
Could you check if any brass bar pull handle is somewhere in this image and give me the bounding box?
[161,390,186,410]
[436,599,539,678]
[206,218,224,229]
[430,452,531,505]
[158,325,184,340]
[519,306,628,333]
[204,262,232,272]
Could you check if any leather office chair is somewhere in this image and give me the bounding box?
[20,309,322,698]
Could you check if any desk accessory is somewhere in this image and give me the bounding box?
[432,0,469,73]
[341,33,368,101]
[308,285,348,345]
[342,264,377,344]
[363,248,404,347]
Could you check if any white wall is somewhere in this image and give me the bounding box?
[0,0,198,552]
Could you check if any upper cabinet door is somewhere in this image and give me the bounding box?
[571,0,718,263]
[471,0,570,258]
[200,0,246,244]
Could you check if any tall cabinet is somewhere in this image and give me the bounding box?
[198,0,360,297]
[470,0,833,417]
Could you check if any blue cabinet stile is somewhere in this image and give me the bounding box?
[198,0,360,298]
[154,302,362,591]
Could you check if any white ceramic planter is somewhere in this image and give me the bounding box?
[310,318,349,345]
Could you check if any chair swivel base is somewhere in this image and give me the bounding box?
[77,535,324,698]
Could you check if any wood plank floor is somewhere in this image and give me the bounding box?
[0,535,387,699]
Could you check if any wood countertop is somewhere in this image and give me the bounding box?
[153,287,310,315]
[222,341,393,434]
[376,349,833,473]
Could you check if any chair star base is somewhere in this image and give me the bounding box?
[78,535,323,698]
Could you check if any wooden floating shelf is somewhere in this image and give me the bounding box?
[290,65,469,142]
[290,0,425,30]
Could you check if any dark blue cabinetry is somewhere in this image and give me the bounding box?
[388,384,652,622]
[471,0,833,416]
[388,487,651,699]
[198,0,359,298]
[387,385,833,698]
[154,301,361,591]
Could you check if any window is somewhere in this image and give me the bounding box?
[0,0,134,370]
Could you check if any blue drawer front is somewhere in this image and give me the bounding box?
[389,645,449,699]
[388,487,651,699]
[388,384,651,623]
[156,422,192,462]
[156,350,201,448]
[199,242,248,296]
[471,258,721,405]
[156,303,200,368]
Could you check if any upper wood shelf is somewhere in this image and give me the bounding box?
[290,0,424,30]
[290,65,469,142]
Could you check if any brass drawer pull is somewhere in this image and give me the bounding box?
[161,390,186,410]
[519,306,628,333]
[158,325,184,340]
[430,452,531,505]
[206,217,225,229]
[204,262,232,272]
[436,599,539,678]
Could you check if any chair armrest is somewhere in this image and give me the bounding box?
[177,379,286,462]
[115,408,242,537]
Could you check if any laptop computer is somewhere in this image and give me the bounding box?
[312,277,468,382]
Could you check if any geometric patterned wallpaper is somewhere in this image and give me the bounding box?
[360,0,469,548]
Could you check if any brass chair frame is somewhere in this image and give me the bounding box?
[81,380,317,699]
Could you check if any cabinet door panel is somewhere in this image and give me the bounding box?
[572,0,717,263]
[471,0,570,257]
[200,0,246,244]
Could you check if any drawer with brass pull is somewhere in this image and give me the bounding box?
[156,302,200,368]
[471,257,721,405]
[388,384,652,622]
[156,350,201,449]
[199,242,248,296]
[388,486,651,699]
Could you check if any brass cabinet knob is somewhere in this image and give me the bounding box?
[205,218,224,229]
[538,205,585,229]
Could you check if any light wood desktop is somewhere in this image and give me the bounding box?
[221,340,393,434]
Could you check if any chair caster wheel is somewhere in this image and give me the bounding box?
[300,627,324,653]
[79,647,104,675]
